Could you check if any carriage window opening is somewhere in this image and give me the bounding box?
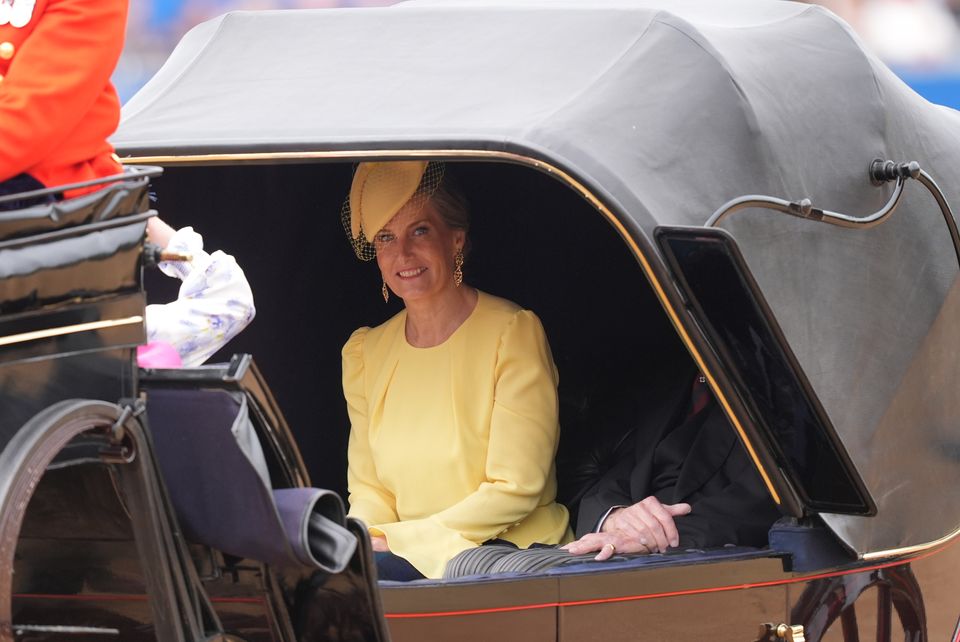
[149,160,786,581]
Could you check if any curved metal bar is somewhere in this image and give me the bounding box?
[817,177,907,229]
[916,169,960,272]
[0,165,162,206]
[707,162,960,273]
[705,194,816,228]
[706,176,908,230]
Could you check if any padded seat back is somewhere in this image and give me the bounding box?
[146,387,355,573]
[555,369,660,519]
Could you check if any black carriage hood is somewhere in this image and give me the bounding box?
[114,0,960,559]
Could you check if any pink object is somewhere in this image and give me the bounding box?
[137,341,184,368]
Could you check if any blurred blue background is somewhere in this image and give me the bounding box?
[114,0,396,103]
[116,0,960,110]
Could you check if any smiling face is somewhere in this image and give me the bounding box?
[374,198,466,306]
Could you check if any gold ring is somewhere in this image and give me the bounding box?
[606,542,616,553]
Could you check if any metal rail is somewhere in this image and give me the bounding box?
[915,169,960,273]
[706,159,960,271]
[0,165,162,206]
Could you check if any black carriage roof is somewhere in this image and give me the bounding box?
[115,1,960,559]
[111,5,837,194]
[113,0,960,229]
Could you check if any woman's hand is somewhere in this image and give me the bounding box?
[561,531,649,560]
[371,535,390,552]
[146,216,176,250]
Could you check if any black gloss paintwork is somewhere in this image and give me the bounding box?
[0,221,146,316]
[0,348,137,448]
[0,177,157,639]
[0,176,151,449]
[7,348,389,640]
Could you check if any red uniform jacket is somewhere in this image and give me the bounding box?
[0,0,127,195]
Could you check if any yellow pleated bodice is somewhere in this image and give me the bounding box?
[342,291,571,579]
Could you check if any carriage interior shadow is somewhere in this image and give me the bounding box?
[147,160,841,578]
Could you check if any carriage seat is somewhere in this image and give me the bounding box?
[144,385,356,574]
[555,400,636,522]
[555,368,654,522]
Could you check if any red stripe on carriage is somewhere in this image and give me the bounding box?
[385,545,947,619]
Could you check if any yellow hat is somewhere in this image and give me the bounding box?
[341,161,445,261]
[349,161,429,243]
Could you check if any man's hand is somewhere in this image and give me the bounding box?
[370,535,390,552]
[561,497,692,560]
[602,497,691,553]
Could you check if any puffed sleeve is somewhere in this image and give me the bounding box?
[344,327,399,527]
[144,227,256,367]
[375,310,562,578]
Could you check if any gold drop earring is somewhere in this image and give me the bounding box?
[454,250,464,287]
[382,280,389,302]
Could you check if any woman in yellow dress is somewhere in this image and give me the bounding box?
[341,161,571,580]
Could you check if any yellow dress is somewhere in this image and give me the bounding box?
[342,291,571,579]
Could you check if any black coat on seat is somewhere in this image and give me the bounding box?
[574,365,781,548]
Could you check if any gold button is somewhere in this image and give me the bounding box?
[0,42,13,60]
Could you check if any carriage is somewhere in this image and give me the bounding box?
[5,0,960,640]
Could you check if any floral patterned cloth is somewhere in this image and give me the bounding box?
[145,226,255,367]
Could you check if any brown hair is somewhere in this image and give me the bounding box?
[429,169,472,256]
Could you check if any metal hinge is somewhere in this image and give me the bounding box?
[757,622,805,642]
